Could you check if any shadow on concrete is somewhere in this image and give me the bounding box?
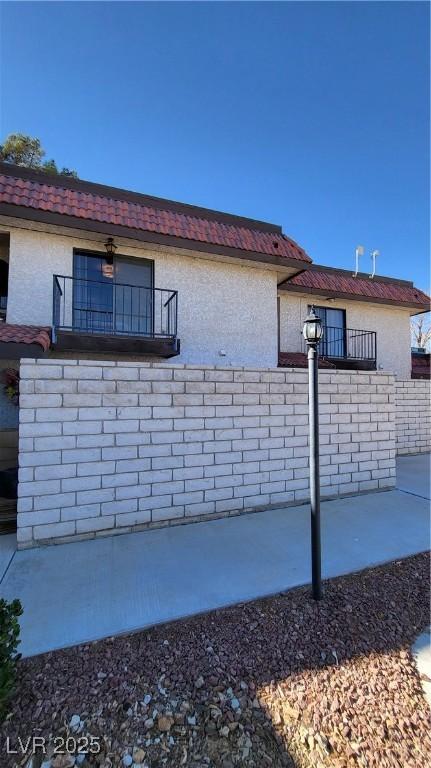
[1,552,429,768]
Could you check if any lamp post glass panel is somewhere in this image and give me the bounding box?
[303,307,323,600]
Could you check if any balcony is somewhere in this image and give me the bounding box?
[52,275,180,357]
[301,325,376,370]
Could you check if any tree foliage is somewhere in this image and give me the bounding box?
[411,315,431,350]
[0,133,78,178]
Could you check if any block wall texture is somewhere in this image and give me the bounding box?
[395,379,431,455]
[17,360,396,548]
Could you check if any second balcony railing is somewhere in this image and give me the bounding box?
[301,325,376,363]
[53,275,178,340]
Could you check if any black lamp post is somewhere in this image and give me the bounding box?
[303,306,324,600]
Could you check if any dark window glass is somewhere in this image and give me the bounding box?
[73,252,154,335]
[310,306,345,357]
[74,252,114,333]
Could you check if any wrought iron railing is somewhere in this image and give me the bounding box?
[53,275,178,340]
[301,325,376,362]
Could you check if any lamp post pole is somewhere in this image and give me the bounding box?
[307,341,322,600]
[303,307,323,601]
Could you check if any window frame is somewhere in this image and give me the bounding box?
[72,248,155,336]
[308,304,347,358]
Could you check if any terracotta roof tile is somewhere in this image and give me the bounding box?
[0,173,311,263]
[284,269,430,310]
[0,324,51,351]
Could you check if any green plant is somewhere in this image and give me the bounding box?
[0,598,23,721]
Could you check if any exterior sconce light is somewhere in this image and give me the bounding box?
[104,237,117,258]
[102,238,116,278]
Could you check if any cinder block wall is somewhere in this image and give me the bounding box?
[17,360,396,548]
[395,379,431,455]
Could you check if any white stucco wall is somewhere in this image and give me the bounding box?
[278,293,412,379]
[4,225,278,367]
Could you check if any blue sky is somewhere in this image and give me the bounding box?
[1,2,429,290]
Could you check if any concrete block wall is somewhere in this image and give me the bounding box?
[395,379,431,455]
[17,360,396,548]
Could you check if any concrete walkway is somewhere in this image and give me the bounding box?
[0,454,429,657]
[0,533,15,580]
[396,452,430,499]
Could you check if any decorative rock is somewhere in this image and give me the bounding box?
[157,714,174,732]
[52,757,75,768]
[69,714,82,733]
[132,747,146,764]
[5,555,430,768]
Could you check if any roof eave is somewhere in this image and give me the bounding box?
[278,282,430,314]
[0,162,283,234]
[0,203,312,272]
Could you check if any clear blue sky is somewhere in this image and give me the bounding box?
[0,2,429,290]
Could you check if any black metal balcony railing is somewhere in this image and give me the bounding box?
[53,275,178,340]
[302,325,376,362]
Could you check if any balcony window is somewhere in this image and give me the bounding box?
[73,251,154,336]
[52,249,179,357]
[302,305,376,369]
[309,306,346,358]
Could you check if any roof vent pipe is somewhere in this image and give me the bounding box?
[353,245,364,277]
[369,249,379,279]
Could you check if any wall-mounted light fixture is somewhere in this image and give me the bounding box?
[104,237,117,258]
[102,238,116,278]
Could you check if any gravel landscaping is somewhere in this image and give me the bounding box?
[1,552,430,768]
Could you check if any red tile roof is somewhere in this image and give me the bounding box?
[278,352,334,369]
[282,269,430,310]
[0,324,51,351]
[0,172,311,264]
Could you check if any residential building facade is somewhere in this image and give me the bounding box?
[0,163,428,545]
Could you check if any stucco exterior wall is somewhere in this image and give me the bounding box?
[17,359,395,548]
[278,293,412,379]
[4,226,278,367]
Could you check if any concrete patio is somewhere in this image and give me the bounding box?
[0,454,429,658]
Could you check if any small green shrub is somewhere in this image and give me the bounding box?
[0,598,23,721]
